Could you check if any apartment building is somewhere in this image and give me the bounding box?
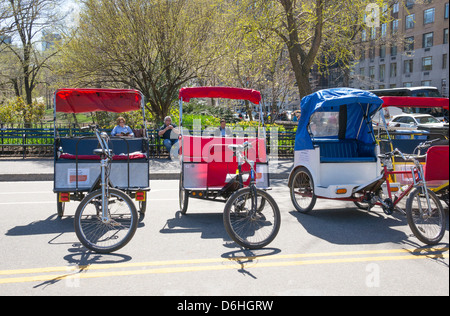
[350,0,449,96]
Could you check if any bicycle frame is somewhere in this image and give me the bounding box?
[94,129,113,223]
[358,154,432,215]
[388,161,432,214]
[235,145,258,211]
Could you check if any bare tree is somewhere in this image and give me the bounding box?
[1,0,65,126]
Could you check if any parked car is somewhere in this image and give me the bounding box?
[388,113,447,129]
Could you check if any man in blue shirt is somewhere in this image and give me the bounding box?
[214,119,232,137]
[158,116,179,159]
[111,117,134,137]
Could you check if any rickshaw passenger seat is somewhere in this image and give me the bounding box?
[58,137,146,158]
[424,145,449,182]
[313,139,376,163]
[181,135,266,188]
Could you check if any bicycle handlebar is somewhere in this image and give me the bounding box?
[417,138,440,149]
[378,148,424,166]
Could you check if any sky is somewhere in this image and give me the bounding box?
[0,0,81,47]
[62,0,81,28]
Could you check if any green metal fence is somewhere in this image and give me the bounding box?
[0,127,296,159]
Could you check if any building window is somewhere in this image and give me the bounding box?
[406,0,415,8]
[390,63,397,77]
[443,54,448,69]
[360,49,365,61]
[393,2,399,14]
[404,36,415,51]
[392,19,399,34]
[422,32,434,48]
[381,23,387,38]
[370,27,377,40]
[360,68,365,78]
[404,60,414,73]
[361,29,367,42]
[405,14,415,29]
[422,56,432,71]
[369,46,375,61]
[404,82,413,87]
[379,64,385,81]
[423,8,435,24]
[445,3,449,19]
[421,80,432,86]
[369,66,375,80]
[380,45,386,58]
[444,29,449,44]
[391,45,397,56]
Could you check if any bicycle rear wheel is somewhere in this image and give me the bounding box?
[406,188,445,245]
[74,188,138,253]
[223,187,280,249]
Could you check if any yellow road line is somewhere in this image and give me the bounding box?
[0,248,447,285]
[1,247,446,276]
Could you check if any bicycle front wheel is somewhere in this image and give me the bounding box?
[406,187,445,245]
[224,187,281,249]
[74,188,138,253]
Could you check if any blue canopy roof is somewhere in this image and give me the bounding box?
[295,88,383,151]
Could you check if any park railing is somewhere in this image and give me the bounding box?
[0,127,297,159]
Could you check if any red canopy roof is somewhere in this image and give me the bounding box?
[381,96,449,110]
[55,88,143,113]
[179,87,261,104]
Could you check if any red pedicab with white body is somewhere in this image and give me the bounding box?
[177,87,280,249]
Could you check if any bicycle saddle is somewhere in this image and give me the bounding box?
[228,144,244,152]
[228,142,252,152]
[93,148,113,156]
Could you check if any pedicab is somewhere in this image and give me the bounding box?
[288,88,446,245]
[177,87,280,249]
[53,88,150,218]
[378,96,449,207]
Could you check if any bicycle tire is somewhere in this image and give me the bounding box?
[406,187,446,245]
[290,167,316,213]
[179,173,189,214]
[223,187,280,249]
[74,188,138,253]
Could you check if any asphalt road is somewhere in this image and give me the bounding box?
[0,179,448,297]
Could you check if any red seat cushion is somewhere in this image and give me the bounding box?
[424,146,449,181]
[60,152,146,160]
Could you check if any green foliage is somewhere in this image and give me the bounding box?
[0,97,45,125]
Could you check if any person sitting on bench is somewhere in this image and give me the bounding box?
[214,119,232,137]
[111,117,134,137]
[158,116,180,159]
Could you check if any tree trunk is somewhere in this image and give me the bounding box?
[279,0,323,99]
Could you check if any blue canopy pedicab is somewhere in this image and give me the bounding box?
[287,88,446,245]
[288,88,384,212]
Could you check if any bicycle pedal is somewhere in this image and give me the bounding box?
[382,198,394,215]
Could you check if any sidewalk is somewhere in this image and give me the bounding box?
[0,158,293,182]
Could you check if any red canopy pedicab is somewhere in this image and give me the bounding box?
[53,88,150,218]
[177,87,280,249]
